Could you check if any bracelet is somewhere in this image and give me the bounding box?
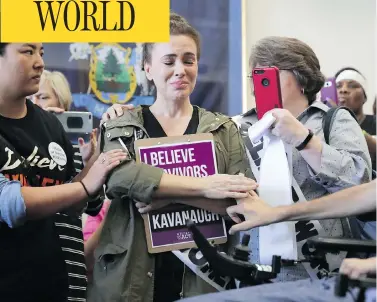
[80,180,96,199]
[296,129,314,151]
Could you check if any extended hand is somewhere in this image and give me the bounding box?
[78,129,98,166]
[202,174,258,199]
[135,200,171,214]
[82,149,128,196]
[227,190,281,234]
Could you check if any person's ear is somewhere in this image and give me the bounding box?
[144,63,153,81]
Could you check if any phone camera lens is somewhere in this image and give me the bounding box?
[262,78,270,86]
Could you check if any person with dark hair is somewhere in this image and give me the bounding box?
[0,43,127,301]
[335,67,376,171]
[88,11,257,302]
[233,36,371,283]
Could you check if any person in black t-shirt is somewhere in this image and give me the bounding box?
[335,67,376,171]
[335,67,376,231]
[0,43,127,302]
[31,69,102,301]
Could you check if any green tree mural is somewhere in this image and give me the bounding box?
[95,61,104,81]
[103,48,121,78]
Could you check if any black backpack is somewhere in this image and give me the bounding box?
[323,106,376,223]
[322,106,376,180]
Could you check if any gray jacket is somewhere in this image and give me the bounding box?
[237,101,372,281]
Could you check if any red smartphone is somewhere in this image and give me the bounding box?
[252,66,283,120]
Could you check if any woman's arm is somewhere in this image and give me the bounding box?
[136,122,256,215]
[103,125,256,204]
[0,150,126,228]
[275,180,376,221]
[84,218,106,279]
[228,180,376,233]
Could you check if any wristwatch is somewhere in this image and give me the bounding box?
[296,129,314,151]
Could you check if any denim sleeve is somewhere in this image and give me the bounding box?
[0,173,26,228]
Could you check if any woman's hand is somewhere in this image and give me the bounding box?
[270,108,309,147]
[78,129,98,166]
[101,103,135,122]
[201,174,258,199]
[90,104,134,159]
[135,200,171,214]
[44,107,65,114]
[81,149,128,196]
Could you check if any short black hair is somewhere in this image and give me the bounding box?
[0,43,9,56]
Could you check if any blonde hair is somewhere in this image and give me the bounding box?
[41,70,72,110]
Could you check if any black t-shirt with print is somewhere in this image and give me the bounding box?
[360,114,376,171]
[0,100,75,301]
[142,105,199,302]
[360,115,376,136]
[358,114,376,222]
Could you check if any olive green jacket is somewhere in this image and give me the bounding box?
[88,106,252,302]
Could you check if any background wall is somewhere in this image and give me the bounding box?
[244,0,376,114]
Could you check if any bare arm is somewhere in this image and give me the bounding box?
[170,122,251,215]
[0,150,126,228]
[277,180,376,221]
[228,180,376,233]
[136,122,254,215]
[84,218,105,278]
[22,183,87,220]
[179,197,235,215]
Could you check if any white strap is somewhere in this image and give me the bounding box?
[238,117,347,280]
[172,249,233,291]
[258,133,297,264]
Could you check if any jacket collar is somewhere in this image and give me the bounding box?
[103,105,232,133]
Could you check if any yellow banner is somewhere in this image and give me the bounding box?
[0,0,170,42]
